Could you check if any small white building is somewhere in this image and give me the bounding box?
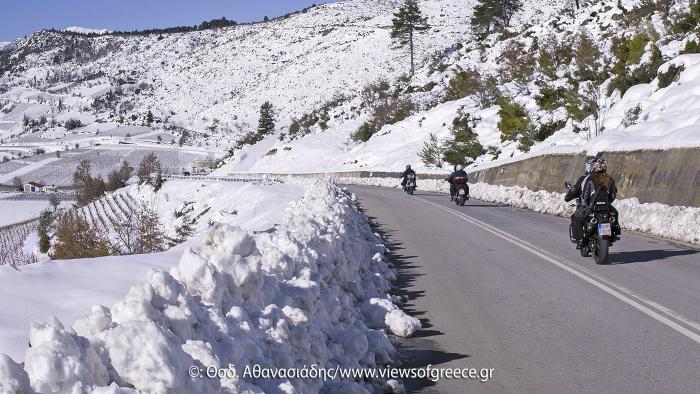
[192,161,214,174]
[24,181,45,193]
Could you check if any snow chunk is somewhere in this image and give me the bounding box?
[362,298,421,337]
[0,354,33,394]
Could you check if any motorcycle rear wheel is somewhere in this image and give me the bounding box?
[594,236,609,265]
[408,188,414,195]
[457,195,465,206]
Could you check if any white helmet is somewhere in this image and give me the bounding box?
[455,164,464,171]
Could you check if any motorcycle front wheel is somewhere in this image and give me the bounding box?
[457,195,465,206]
[408,188,414,195]
[594,236,609,265]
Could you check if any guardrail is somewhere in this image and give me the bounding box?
[165,174,269,183]
[227,171,448,181]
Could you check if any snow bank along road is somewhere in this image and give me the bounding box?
[347,185,700,393]
[0,181,421,393]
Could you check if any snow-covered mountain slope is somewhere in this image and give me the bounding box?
[217,0,700,174]
[4,0,698,179]
[1,0,473,134]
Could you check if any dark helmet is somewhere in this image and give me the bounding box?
[406,165,412,170]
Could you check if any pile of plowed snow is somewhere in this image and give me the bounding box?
[338,177,700,245]
[0,181,419,393]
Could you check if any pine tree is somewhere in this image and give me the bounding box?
[418,132,444,168]
[73,159,107,206]
[442,113,486,165]
[257,101,276,136]
[38,209,53,254]
[146,110,154,125]
[48,194,61,211]
[499,0,522,27]
[107,161,134,191]
[471,0,498,35]
[471,0,522,34]
[12,176,22,191]
[173,205,196,243]
[137,153,163,188]
[136,203,165,253]
[391,0,429,75]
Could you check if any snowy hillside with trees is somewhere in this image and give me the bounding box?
[2,0,698,177]
[212,0,700,174]
[1,0,573,179]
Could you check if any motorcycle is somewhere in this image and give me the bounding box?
[404,173,416,195]
[452,176,469,206]
[565,180,617,265]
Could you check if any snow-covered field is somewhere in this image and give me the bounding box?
[0,181,419,393]
[337,177,700,245]
[0,200,59,226]
[0,146,212,186]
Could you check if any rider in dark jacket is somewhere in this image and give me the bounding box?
[566,157,620,245]
[401,165,416,189]
[565,158,595,244]
[582,158,621,240]
[447,164,469,200]
[582,162,617,206]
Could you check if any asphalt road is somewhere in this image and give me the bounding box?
[347,186,700,394]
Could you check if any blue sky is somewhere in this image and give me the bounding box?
[0,0,336,41]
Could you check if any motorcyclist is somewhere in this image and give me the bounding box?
[582,159,621,240]
[565,158,596,246]
[447,164,469,200]
[567,157,621,245]
[401,165,416,190]
[582,158,617,205]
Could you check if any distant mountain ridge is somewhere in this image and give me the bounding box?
[64,26,112,35]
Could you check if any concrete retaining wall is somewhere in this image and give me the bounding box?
[470,148,700,207]
[230,147,700,208]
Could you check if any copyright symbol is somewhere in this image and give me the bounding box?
[188,365,201,378]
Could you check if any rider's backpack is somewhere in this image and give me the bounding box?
[591,185,612,212]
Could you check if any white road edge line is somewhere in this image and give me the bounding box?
[421,198,700,346]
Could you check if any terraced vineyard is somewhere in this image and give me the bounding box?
[77,191,140,233]
[0,219,38,266]
[0,160,27,175]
